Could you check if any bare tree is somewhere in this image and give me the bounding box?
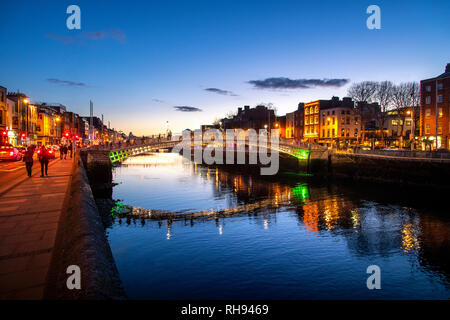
[373,81,395,146]
[391,82,420,148]
[347,81,377,143]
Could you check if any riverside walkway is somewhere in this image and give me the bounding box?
[0,156,74,299]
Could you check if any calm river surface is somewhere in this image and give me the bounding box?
[107,152,450,299]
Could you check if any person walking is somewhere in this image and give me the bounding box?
[59,144,64,159]
[38,145,49,177]
[23,147,34,177]
[68,142,73,158]
[63,144,68,159]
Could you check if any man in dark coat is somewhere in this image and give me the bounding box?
[23,147,34,177]
[38,145,50,177]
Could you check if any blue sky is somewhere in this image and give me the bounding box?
[0,0,449,135]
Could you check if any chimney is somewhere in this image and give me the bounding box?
[238,107,242,114]
[244,105,250,111]
[446,63,450,73]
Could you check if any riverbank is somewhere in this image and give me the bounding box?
[44,154,126,299]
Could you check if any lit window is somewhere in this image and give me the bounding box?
[426,96,431,104]
[438,95,443,103]
[425,124,430,134]
[439,108,443,118]
[425,109,431,118]
[437,126,442,134]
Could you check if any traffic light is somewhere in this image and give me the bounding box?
[75,135,79,140]
[20,132,27,138]
[1,130,7,136]
[64,132,70,138]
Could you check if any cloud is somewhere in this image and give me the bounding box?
[248,77,350,90]
[45,33,76,44]
[47,78,87,87]
[174,106,202,112]
[46,29,126,44]
[205,88,238,96]
[152,98,165,103]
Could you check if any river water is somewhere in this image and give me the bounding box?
[106,152,449,299]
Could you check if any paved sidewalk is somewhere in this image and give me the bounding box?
[0,158,74,299]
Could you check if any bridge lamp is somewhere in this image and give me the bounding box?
[23,98,29,104]
[264,124,268,129]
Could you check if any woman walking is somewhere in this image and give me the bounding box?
[23,147,34,177]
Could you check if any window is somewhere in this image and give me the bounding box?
[437,125,442,134]
[322,129,325,137]
[439,108,443,118]
[426,96,431,104]
[354,128,358,137]
[0,110,3,125]
[315,106,318,113]
[315,115,318,124]
[332,111,335,115]
[426,85,431,92]
[438,83,443,90]
[355,117,359,125]
[327,111,330,116]
[425,109,431,118]
[341,117,345,124]
[341,128,345,137]
[406,120,412,126]
[438,95,443,103]
[332,117,335,125]
[346,110,350,115]
[426,124,430,134]
[305,108,309,115]
[392,120,398,126]
[327,129,330,138]
[341,110,345,115]
[346,117,350,125]
[310,107,314,114]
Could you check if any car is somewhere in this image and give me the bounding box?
[0,146,23,161]
[16,146,27,156]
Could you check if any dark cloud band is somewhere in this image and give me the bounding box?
[174,106,202,112]
[47,78,86,87]
[205,88,238,96]
[248,77,350,89]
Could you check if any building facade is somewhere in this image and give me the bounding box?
[420,63,450,149]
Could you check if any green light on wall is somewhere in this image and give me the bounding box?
[291,183,310,201]
[293,148,310,160]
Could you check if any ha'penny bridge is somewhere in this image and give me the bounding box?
[83,138,330,165]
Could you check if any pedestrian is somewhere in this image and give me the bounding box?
[23,147,34,177]
[68,142,73,158]
[38,145,49,177]
[59,144,64,159]
[63,144,68,159]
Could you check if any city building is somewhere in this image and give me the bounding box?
[0,86,8,145]
[420,63,450,149]
[285,103,304,141]
[221,105,276,131]
[274,115,286,138]
[7,92,38,145]
[303,97,359,145]
[318,97,360,146]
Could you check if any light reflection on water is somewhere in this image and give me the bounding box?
[107,153,450,299]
